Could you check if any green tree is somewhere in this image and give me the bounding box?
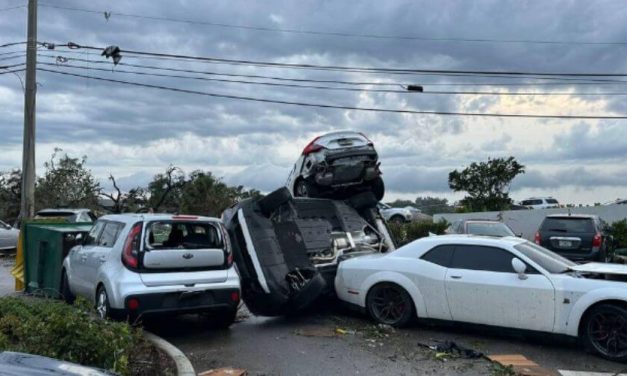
[100,174,147,213]
[0,169,22,222]
[146,166,185,212]
[448,156,525,212]
[36,150,101,211]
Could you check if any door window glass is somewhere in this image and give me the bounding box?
[98,222,124,248]
[450,245,516,273]
[84,221,105,246]
[421,245,455,267]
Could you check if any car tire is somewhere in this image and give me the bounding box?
[389,215,406,224]
[60,270,75,304]
[294,178,319,198]
[368,177,385,202]
[206,307,238,329]
[366,283,415,328]
[95,286,111,320]
[289,270,327,312]
[258,187,292,216]
[581,304,627,362]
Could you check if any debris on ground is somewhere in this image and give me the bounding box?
[418,340,484,361]
[488,354,559,376]
[198,368,247,376]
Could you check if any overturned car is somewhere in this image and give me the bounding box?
[222,187,394,316]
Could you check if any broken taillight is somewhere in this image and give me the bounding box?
[122,223,142,269]
[534,231,541,245]
[592,233,602,248]
[302,136,323,155]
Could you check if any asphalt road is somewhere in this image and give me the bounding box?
[145,303,627,376]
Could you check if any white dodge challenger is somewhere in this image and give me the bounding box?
[335,235,627,362]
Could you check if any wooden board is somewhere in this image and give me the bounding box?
[488,354,560,376]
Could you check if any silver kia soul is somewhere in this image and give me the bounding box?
[61,214,241,327]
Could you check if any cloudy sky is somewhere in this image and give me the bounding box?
[1,0,627,205]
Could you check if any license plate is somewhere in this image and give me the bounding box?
[558,240,572,248]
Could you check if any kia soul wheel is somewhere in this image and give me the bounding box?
[366,283,414,327]
[583,304,627,362]
[96,287,110,320]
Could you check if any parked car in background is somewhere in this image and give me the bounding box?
[535,214,614,262]
[604,198,627,206]
[335,234,627,362]
[0,219,19,252]
[35,208,97,223]
[446,219,518,237]
[377,203,413,224]
[520,197,560,209]
[285,131,384,201]
[62,214,240,326]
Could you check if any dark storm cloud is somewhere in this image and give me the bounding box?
[1,0,626,198]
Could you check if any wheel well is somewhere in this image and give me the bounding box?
[578,299,627,336]
[390,214,405,221]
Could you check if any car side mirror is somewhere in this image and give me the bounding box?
[75,233,84,244]
[512,258,528,280]
[517,233,523,238]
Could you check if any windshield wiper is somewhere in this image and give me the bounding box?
[546,228,567,232]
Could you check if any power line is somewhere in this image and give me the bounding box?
[39,62,627,96]
[37,2,627,47]
[37,53,627,87]
[0,4,25,12]
[37,62,411,93]
[41,49,627,85]
[37,67,627,120]
[0,68,26,75]
[0,41,26,48]
[54,42,627,77]
[0,62,25,69]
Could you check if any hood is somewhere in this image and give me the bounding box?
[569,262,627,276]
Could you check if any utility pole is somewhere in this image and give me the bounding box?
[20,0,37,219]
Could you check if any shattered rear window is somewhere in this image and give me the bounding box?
[146,221,224,250]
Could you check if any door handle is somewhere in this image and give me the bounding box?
[80,255,87,262]
[98,256,106,263]
[450,275,462,279]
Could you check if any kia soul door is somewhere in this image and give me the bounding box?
[139,219,229,287]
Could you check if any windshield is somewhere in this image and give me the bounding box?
[540,217,594,233]
[146,221,224,250]
[35,212,77,221]
[514,241,576,273]
[466,222,515,237]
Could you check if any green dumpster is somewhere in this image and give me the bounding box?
[23,222,93,297]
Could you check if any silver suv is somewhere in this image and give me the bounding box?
[61,214,240,326]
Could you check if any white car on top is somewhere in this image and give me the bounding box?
[335,234,627,362]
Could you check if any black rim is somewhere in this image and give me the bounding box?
[588,310,627,358]
[370,286,409,325]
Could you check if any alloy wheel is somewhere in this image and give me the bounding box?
[369,285,411,326]
[587,310,627,359]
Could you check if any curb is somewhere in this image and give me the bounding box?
[144,331,196,376]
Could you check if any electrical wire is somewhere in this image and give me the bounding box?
[37,2,627,47]
[0,4,25,12]
[38,62,627,96]
[0,41,26,48]
[37,68,627,120]
[0,68,25,75]
[52,42,627,77]
[0,53,25,62]
[36,53,627,87]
